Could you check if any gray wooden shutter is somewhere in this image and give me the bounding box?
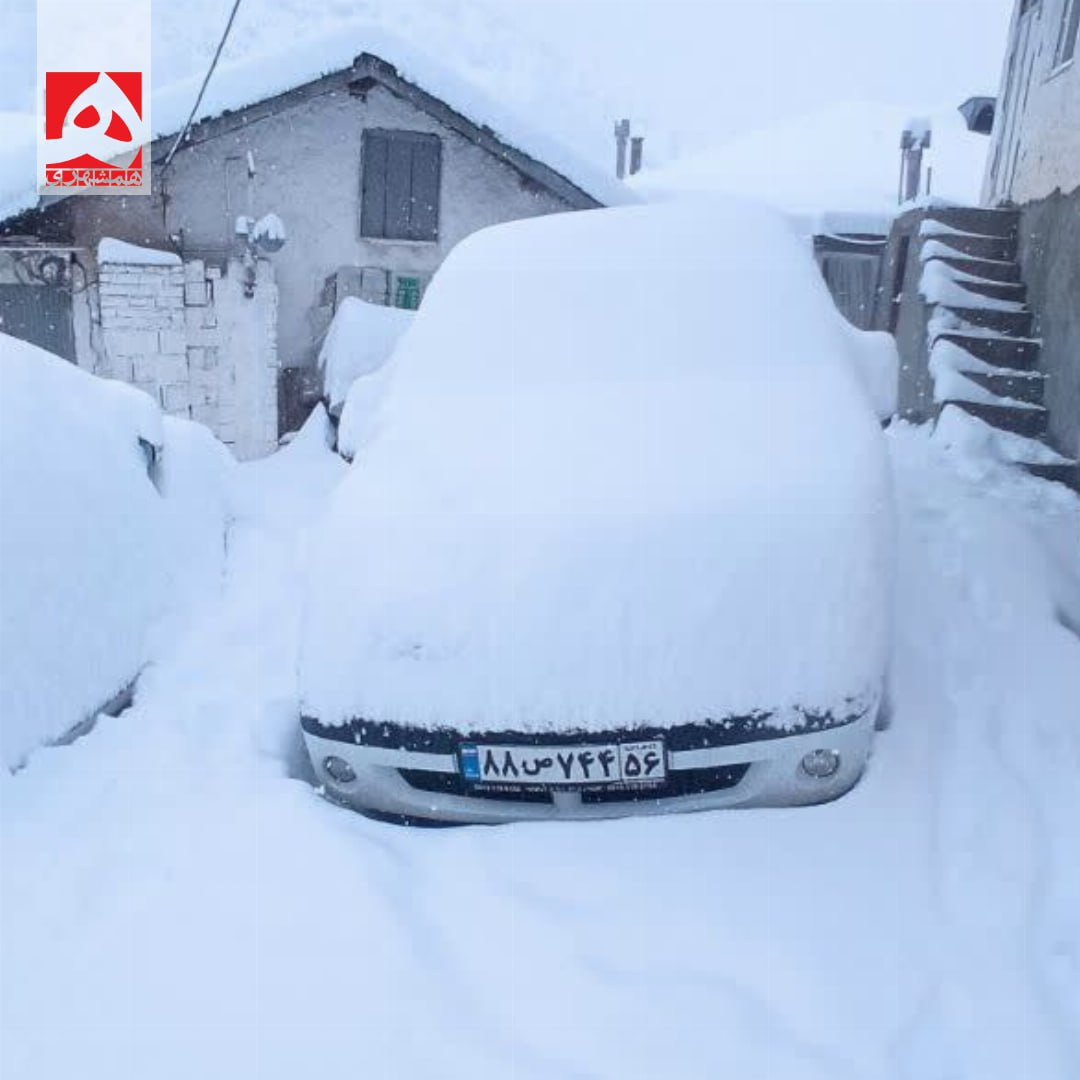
[385,136,414,239]
[360,131,389,239]
[408,137,441,241]
[361,130,441,241]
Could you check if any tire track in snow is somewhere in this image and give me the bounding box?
[885,470,965,1080]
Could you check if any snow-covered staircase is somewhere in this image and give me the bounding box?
[918,207,1078,489]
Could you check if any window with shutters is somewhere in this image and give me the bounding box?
[360,129,442,242]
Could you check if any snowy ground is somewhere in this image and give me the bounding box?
[2,422,1078,1080]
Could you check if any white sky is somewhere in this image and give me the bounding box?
[0,0,1016,160]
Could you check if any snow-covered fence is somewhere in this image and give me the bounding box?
[94,241,278,460]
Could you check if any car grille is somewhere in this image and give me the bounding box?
[397,763,750,806]
[579,763,750,804]
[398,769,553,803]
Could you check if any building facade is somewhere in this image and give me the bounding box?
[871,0,1078,487]
[984,0,1080,462]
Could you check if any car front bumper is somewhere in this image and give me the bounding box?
[300,709,877,824]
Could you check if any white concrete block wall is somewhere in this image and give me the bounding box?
[95,254,279,460]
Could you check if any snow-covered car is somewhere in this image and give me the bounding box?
[299,200,895,824]
[0,332,234,772]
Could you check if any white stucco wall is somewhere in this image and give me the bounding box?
[95,255,278,460]
[984,0,1080,204]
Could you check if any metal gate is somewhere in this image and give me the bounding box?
[0,283,76,361]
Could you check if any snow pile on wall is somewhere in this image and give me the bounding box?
[301,200,893,733]
[97,237,182,266]
[634,100,989,223]
[318,297,413,416]
[0,334,234,769]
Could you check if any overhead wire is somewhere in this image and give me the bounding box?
[161,0,243,171]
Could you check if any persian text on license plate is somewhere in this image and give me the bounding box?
[459,740,666,788]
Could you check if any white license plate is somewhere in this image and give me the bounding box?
[459,740,666,788]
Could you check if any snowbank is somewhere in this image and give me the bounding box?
[0,334,234,769]
[843,324,898,421]
[318,297,413,416]
[301,200,893,732]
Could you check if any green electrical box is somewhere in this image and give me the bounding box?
[394,276,422,310]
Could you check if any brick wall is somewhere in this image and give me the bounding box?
[94,255,279,460]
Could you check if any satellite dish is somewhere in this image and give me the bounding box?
[251,212,286,254]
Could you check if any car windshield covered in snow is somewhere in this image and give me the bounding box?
[299,199,894,823]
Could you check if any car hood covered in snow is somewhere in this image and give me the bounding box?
[301,200,894,734]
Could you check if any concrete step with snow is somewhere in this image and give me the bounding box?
[944,399,1048,438]
[921,232,1016,262]
[923,206,1019,240]
[962,369,1045,405]
[951,277,1028,304]
[942,305,1034,338]
[935,404,1079,490]
[931,254,1023,284]
[933,332,1040,370]
[1026,461,1080,489]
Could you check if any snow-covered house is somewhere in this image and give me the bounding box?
[0,33,624,459]
[872,0,1078,489]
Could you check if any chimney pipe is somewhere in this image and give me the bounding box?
[629,136,644,176]
[614,118,630,179]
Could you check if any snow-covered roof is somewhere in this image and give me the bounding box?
[632,100,991,232]
[0,21,629,225]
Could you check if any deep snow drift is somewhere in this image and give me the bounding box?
[301,202,895,733]
[0,333,234,770]
[1,416,1077,1080]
